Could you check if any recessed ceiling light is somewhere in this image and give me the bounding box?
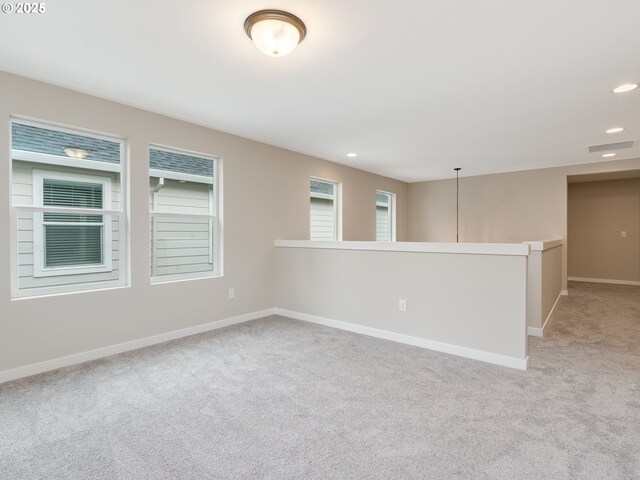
[64,148,88,159]
[602,153,616,158]
[606,127,625,134]
[244,10,306,57]
[612,83,638,94]
[346,153,357,158]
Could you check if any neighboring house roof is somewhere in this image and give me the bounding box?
[376,192,389,204]
[149,148,213,178]
[12,123,121,164]
[310,179,334,195]
[12,123,214,178]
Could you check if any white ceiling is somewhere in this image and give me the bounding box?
[1,0,639,182]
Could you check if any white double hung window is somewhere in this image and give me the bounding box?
[32,170,112,276]
[10,120,126,297]
[149,146,220,282]
[376,191,396,241]
[310,178,341,241]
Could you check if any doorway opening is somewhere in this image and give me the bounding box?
[567,170,640,287]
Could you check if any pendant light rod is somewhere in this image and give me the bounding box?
[454,168,461,243]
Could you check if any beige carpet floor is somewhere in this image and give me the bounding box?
[0,281,638,479]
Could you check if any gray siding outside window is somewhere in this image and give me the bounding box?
[12,161,121,290]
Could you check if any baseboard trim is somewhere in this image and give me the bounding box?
[568,277,640,286]
[541,292,562,333]
[276,308,528,370]
[0,308,277,385]
[527,327,543,337]
[527,291,563,338]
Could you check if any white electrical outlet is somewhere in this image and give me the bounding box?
[399,298,407,312]
[621,231,627,238]
[228,288,235,299]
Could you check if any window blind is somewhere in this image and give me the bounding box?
[44,225,103,267]
[43,179,103,207]
[42,179,105,268]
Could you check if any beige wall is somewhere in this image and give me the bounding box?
[275,245,528,365]
[0,71,408,374]
[408,158,640,288]
[568,178,640,282]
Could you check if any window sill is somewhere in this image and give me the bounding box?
[11,281,129,301]
[150,271,222,285]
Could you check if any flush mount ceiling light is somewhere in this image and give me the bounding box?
[346,153,358,158]
[244,10,306,57]
[602,153,616,158]
[612,83,638,93]
[606,127,625,134]
[64,148,88,159]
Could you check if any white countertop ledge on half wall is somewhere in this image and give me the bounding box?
[523,239,564,252]
[274,240,530,256]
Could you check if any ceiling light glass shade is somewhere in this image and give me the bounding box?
[612,83,638,93]
[606,127,624,134]
[245,10,306,57]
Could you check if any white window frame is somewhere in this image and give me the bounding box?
[310,177,342,241]
[32,169,113,277]
[9,118,127,299]
[149,145,222,284]
[376,190,396,242]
